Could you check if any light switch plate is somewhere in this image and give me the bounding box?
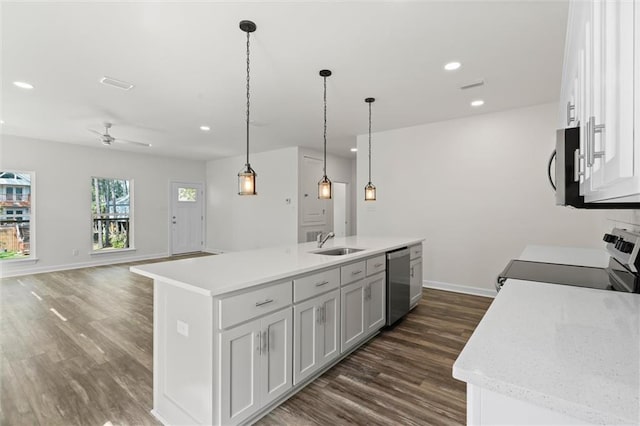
[177,320,189,337]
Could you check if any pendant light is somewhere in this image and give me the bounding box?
[364,97,376,201]
[318,69,332,199]
[238,20,257,195]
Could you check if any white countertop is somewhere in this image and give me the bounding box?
[453,244,640,425]
[130,236,423,296]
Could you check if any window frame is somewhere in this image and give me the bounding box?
[90,176,135,254]
[0,170,36,262]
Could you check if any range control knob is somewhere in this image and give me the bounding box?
[619,241,635,254]
[615,239,625,250]
[603,233,619,244]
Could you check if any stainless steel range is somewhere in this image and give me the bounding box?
[497,228,640,293]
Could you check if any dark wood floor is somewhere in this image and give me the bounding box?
[0,258,492,426]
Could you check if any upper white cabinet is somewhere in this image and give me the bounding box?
[561,0,640,202]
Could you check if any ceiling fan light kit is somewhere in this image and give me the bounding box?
[88,122,151,147]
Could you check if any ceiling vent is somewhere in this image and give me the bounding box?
[460,79,485,90]
[100,76,134,91]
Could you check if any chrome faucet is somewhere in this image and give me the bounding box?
[317,231,335,248]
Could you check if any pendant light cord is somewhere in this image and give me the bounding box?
[323,76,327,177]
[245,30,251,166]
[368,101,372,183]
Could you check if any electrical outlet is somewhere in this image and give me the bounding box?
[177,320,189,337]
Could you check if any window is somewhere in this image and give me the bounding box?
[0,171,33,260]
[178,187,198,202]
[91,177,132,251]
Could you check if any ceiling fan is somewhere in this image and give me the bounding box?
[89,122,151,147]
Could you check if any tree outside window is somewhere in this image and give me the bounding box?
[91,177,132,251]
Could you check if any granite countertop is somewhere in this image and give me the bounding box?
[130,236,423,296]
[453,245,639,425]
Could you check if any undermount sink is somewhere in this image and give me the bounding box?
[312,247,365,256]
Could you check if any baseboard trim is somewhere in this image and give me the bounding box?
[424,279,496,298]
[0,252,168,278]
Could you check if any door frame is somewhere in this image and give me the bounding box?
[168,181,206,255]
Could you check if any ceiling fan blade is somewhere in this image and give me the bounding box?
[88,129,104,136]
[114,138,152,147]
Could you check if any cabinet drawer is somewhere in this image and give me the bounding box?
[293,268,340,303]
[219,281,292,329]
[410,244,423,260]
[341,261,366,285]
[366,255,386,276]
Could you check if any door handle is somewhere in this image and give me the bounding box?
[256,332,262,355]
[588,116,605,166]
[566,101,576,126]
[255,299,274,307]
[262,330,268,354]
[315,280,329,287]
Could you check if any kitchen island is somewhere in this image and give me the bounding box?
[131,236,423,426]
[453,246,640,425]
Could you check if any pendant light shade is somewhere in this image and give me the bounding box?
[364,97,376,201]
[318,69,332,200]
[238,20,257,195]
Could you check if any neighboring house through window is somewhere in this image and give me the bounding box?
[0,171,33,260]
[91,177,132,251]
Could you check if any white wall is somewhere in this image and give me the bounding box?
[0,135,206,277]
[206,146,299,252]
[357,103,639,292]
[297,147,356,242]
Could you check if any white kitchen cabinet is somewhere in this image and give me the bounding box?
[364,272,386,334]
[340,271,386,353]
[410,258,423,308]
[340,280,365,353]
[220,308,292,425]
[562,0,640,202]
[409,243,423,308]
[293,289,340,385]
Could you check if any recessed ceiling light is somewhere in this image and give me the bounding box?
[471,99,485,107]
[350,148,358,152]
[13,81,34,89]
[200,125,211,131]
[444,62,461,71]
[0,120,4,125]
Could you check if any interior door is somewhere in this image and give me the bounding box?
[170,182,204,254]
[333,182,347,237]
[301,156,327,226]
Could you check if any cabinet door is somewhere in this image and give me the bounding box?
[260,308,292,407]
[293,298,320,385]
[341,280,365,353]
[220,319,261,425]
[410,259,423,308]
[365,273,386,335]
[318,289,340,367]
[589,0,635,191]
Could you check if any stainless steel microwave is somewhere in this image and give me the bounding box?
[552,127,640,209]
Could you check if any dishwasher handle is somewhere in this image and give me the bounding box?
[386,248,409,260]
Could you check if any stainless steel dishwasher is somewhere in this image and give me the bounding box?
[386,247,410,326]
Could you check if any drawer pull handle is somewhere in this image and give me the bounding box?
[374,263,383,267]
[352,270,363,275]
[255,299,274,307]
[315,280,330,287]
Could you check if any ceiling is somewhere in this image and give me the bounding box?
[1,1,568,160]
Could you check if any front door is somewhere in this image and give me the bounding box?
[170,182,204,255]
